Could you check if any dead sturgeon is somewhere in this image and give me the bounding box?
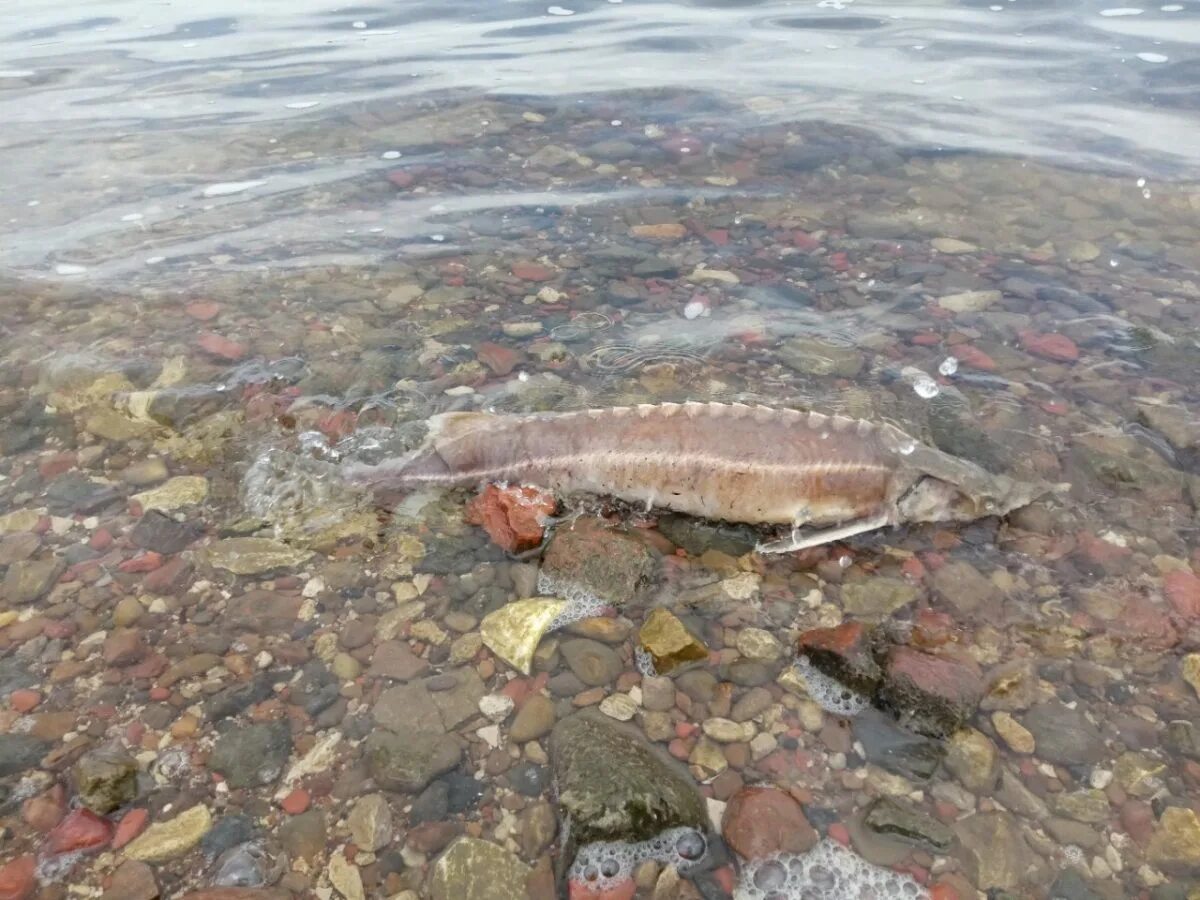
[345,402,1046,552]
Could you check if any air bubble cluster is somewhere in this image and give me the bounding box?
[734,840,929,900]
[570,827,707,892]
[794,656,869,717]
[634,646,657,677]
[537,571,617,630]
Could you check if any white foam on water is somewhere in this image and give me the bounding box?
[547,5,576,14]
[912,375,940,399]
[571,827,707,892]
[0,69,36,78]
[54,264,87,275]
[1099,7,1144,14]
[734,840,929,900]
[1136,52,1168,62]
[794,657,869,717]
[285,100,321,109]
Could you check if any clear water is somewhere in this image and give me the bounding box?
[2,1,1199,898]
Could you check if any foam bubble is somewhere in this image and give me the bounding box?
[794,657,869,717]
[570,827,708,892]
[537,571,617,627]
[635,646,658,677]
[734,840,929,900]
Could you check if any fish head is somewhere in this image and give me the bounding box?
[893,444,1047,524]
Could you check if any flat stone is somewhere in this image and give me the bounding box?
[992,711,1036,754]
[778,337,864,377]
[1020,701,1105,765]
[956,811,1044,892]
[124,805,212,862]
[328,853,364,900]
[130,511,202,555]
[0,733,50,777]
[364,730,461,794]
[367,641,430,681]
[560,638,624,686]
[132,477,209,511]
[201,538,312,575]
[3,558,66,604]
[939,290,1001,313]
[347,794,392,852]
[929,561,1003,615]
[721,787,816,861]
[852,708,945,782]
[638,608,708,674]
[864,797,953,851]
[208,722,292,788]
[428,837,531,900]
[278,810,326,862]
[796,622,881,696]
[550,711,705,846]
[599,693,638,721]
[944,728,998,793]
[641,676,676,712]
[840,578,919,619]
[479,598,566,675]
[101,861,158,900]
[735,628,782,662]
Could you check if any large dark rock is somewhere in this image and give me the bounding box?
[364,730,461,794]
[1020,701,1106,766]
[539,518,656,606]
[876,646,983,738]
[131,511,201,554]
[0,733,50,777]
[549,710,704,847]
[208,721,292,788]
[852,709,944,782]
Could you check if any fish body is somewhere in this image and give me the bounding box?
[346,402,1046,549]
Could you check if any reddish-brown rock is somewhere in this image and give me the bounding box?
[0,856,36,900]
[877,646,983,738]
[102,860,158,900]
[476,342,523,377]
[177,892,292,900]
[197,332,248,362]
[465,484,557,553]
[721,786,817,860]
[796,621,881,695]
[1018,330,1079,362]
[10,689,40,713]
[511,261,555,282]
[22,783,66,832]
[1165,569,1200,620]
[111,809,149,850]
[185,301,221,321]
[44,807,113,855]
[103,630,146,666]
[143,557,194,595]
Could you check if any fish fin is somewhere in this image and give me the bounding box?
[755,512,891,554]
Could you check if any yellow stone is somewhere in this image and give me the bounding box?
[133,476,209,511]
[200,537,312,575]
[638,608,709,674]
[0,611,19,630]
[687,736,727,780]
[1183,653,1200,699]
[124,804,212,862]
[1114,751,1166,798]
[411,620,449,645]
[49,372,135,413]
[329,852,365,900]
[992,711,1036,754]
[0,509,41,534]
[1148,807,1200,871]
[84,407,156,442]
[630,223,687,241]
[480,598,567,675]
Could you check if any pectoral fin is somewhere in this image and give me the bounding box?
[755,512,891,554]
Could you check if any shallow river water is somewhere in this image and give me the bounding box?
[1,2,1200,899]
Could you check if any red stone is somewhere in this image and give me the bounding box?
[953,344,997,372]
[387,170,415,189]
[568,879,635,900]
[878,646,983,736]
[1165,569,1200,619]
[1018,329,1079,362]
[38,452,76,479]
[317,409,357,442]
[44,808,113,855]
[1120,799,1155,846]
[930,885,960,900]
[197,332,249,361]
[22,784,66,833]
[721,786,817,860]
[827,251,850,272]
[89,528,114,551]
[464,484,557,553]
[185,301,221,321]
[511,261,555,282]
[103,630,146,666]
[793,231,820,251]
[476,342,522,377]
[827,822,851,846]
[1075,531,1132,575]
[0,856,36,900]
[144,557,194,594]
[119,552,163,574]
[149,686,171,701]
[112,809,150,850]
[279,789,310,815]
[10,689,41,713]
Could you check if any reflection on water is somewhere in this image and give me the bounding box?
[1,1,1200,899]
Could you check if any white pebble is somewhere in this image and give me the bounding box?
[938,356,959,376]
[381,150,402,159]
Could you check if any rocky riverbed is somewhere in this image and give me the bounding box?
[1,90,1200,900]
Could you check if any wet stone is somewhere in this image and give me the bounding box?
[278,810,326,862]
[3,558,66,605]
[45,473,120,514]
[428,836,531,900]
[539,518,656,605]
[368,640,430,681]
[721,786,816,861]
[560,638,624,686]
[509,693,556,742]
[956,810,1044,892]
[863,797,954,851]
[101,860,158,900]
[208,721,292,788]
[74,746,138,813]
[549,710,705,846]
[130,511,201,554]
[124,804,212,862]
[929,559,1004,615]
[364,729,462,794]
[347,794,393,852]
[201,815,257,861]
[508,761,551,797]
[639,608,709,674]
[0,733,50,777]
[852,708,945,781]
[797,622,881,696]
[1020,700,1105,765]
